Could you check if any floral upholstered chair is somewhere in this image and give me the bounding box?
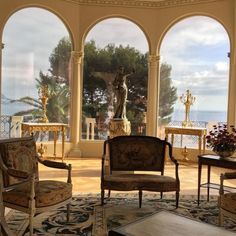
[0,136,72,236]
[218,172,236,225]
[101,135,180,208]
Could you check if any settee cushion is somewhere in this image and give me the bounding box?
[3,180,72,208]
[103,173,177,191]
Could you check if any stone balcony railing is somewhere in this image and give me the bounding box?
[1,115,217,149]
[0,115,23,139]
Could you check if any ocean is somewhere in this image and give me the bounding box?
[1,104,227,123]
[171,109,227,123]
[1,103,33,116]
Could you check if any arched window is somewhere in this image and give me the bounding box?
[158,16,230,149]
[82,18,148,140]
[1,7,72,136]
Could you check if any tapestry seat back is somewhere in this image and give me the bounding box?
[107,135,166,172]
[0,136,38,187]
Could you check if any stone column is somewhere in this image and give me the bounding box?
[67,51,83,157]
[228,3,236,126]
[0,43,4,117]
[146,54,160,137]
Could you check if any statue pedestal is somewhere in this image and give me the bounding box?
[108,118,133,175]
[109,118,131,138]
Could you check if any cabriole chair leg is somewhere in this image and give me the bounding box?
[101,189,105,205]
[67,204,70,222]
[176,191,179,208]
[139,190,142,208]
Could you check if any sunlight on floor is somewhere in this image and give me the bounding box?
[38,158,236,196]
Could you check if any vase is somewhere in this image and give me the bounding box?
[214,150,235,158]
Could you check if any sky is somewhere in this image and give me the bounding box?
[1,7,230,115]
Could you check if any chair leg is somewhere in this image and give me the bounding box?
[139,190,142,208]
[101,189,105,205]
[0,200,12,236]
[218,209,223,226]
[160,192,163,199]
[108,190,111,198]
[66,204,70,222]
[176,191,179,208]
[29,212,34,236]
[0,215,12,236]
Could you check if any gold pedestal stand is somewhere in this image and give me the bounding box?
[180,89,195,127]
[38,84,49,123]
[38,143,47,159]
[181,146,189,162]
[37,84,49,158]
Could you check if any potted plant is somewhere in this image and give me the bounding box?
[206,124,236,158]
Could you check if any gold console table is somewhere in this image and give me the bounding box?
[165,126,207,155]
[21,122,68,161]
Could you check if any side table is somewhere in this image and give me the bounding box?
[21,122,68,161]
[165,126,207,155]
[198,154,236,205]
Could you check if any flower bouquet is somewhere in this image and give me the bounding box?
[206,124,236,158]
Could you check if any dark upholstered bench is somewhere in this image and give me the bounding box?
[101,135,180,208]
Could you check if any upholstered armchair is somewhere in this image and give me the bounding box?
[0,136,72,236]
[101,135,180,208]
[218,172,236,226]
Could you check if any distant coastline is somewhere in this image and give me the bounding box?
[172,109,227,123]
[2,104,227,123]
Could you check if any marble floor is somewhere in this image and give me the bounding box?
[38,158,236,196]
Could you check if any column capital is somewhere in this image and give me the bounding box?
[148,54,161,64]
[71,51,84,64]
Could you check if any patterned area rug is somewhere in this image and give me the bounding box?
[5,193,236,235]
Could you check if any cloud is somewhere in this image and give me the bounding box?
[160,16,230,111]
[2,7,70,74]
[215,62,228,72]
[86,18,149,53]
[1,11,230,112]
[162,16,229,51]
[2,7,71,102]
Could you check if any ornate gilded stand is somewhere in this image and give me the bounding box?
[38,84,49,123]
[179,89,195,127]
[21,122,68,161]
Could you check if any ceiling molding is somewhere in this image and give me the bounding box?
[61,0,221,9]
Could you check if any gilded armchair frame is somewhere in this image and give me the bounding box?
[0,136,72,236]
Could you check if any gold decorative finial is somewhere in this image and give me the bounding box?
[179,89,195,127]
[38,84,49,123]
[181,146,189,161]
[38,143,46,159]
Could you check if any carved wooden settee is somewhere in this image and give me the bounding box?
[101,135,180,208]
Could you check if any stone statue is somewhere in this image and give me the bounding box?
[112,66,134,119]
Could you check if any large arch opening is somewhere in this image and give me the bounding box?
[82,17,149,140]
[158,15,230,151]
[1,7,72,139]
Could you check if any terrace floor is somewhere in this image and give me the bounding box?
[38,158,236,196]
